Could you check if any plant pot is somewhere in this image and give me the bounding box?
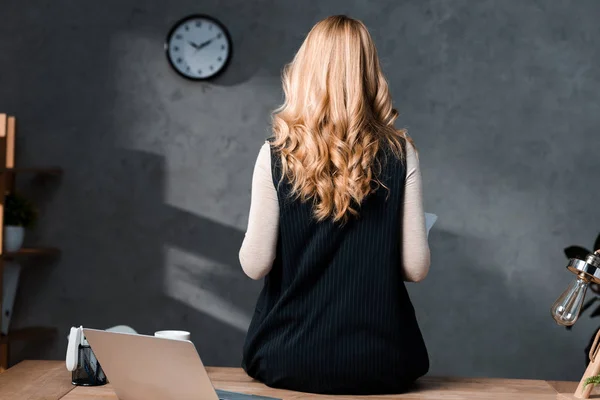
[4,226,25,252]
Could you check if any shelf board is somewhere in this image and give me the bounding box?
[0,167,62,175]
[2,247,60,259]
[0,326,56,344]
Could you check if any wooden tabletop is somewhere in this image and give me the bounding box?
[0,360,594,400]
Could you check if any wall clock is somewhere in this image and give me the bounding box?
[165,15,232,80]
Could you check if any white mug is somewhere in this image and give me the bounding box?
[154,330,191,341]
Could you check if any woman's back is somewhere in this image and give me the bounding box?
[242,144,429,394]
[239,15,430,394]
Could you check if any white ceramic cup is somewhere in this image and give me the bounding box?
[154,330,191,341]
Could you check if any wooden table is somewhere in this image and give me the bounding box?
[0,360,594,400]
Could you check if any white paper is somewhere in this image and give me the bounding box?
[425,213,437,238]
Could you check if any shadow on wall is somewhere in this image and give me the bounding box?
[12,149,260,367]
[0,1,280,366]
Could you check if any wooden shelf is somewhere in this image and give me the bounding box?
[0,115,64,371]
[2,247,60,259]
[0,167,62,175]
[0,326,56,345]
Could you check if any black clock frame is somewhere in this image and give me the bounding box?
[165,14,233,81]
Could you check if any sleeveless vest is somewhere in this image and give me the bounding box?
[242,142,429,395]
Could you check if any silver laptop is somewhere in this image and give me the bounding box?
[83,329,279,400]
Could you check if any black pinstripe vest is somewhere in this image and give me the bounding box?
[242,142,429,395]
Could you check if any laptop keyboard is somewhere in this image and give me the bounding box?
[215,389,281,400]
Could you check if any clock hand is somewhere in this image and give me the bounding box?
[187,40,200,49]
[196,36,219,51]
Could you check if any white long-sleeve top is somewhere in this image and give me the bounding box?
[239,141,430,282]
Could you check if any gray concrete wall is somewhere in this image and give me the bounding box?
[1,0,599,381]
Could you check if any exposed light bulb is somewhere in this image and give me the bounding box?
[551,276,589,326]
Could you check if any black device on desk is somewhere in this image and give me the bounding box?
[83,329,279,400]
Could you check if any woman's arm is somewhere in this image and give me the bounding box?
[401,142,431,282]
[239,142,280,280]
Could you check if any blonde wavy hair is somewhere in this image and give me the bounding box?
[271,15,412,223]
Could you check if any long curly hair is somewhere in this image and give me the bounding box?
[271,15,411,223]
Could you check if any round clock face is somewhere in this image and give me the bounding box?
[165,15,232,80]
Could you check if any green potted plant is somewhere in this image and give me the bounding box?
[4,193,37,252]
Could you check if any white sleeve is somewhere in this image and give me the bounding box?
[401,142,431,282]
[239,142,280,280]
